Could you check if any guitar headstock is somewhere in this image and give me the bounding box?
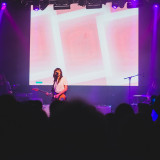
[32,88,39,91]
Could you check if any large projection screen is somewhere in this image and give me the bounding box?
[29,4,138,86]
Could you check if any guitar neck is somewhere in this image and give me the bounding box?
[38,90,48,94]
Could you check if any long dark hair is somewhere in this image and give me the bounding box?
[53,68,63,84]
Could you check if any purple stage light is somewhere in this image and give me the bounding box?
[1,3,6,10]
[2,3,6,6]
[112,5,117,9]
[1,2,7,10]
[33,4,39,11]
[154,4,159,8]
[33,6,39,11]
[34,8,39,11]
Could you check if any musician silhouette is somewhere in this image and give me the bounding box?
[0,73,12,96]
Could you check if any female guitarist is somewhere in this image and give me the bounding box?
[46,68,68,101]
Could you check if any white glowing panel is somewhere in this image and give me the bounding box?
[30,4,138,86]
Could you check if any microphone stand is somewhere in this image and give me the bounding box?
[124,74,138,104]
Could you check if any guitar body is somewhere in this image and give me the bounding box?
[54,93,66,101]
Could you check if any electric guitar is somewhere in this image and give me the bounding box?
[32,88,66,101]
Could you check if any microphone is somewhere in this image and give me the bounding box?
[55,72,58,77]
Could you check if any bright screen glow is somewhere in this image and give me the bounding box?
[30,4,138,86]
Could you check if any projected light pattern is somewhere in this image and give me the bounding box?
[30,4,138,86]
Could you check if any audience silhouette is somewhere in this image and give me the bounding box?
[0,94,160,160]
